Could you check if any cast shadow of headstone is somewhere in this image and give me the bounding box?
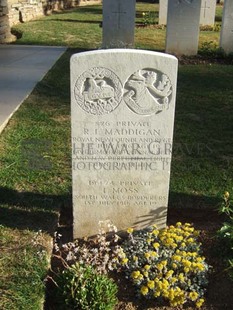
[133,206,167,228]
[0,186,72,235]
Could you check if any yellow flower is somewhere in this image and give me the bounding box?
[143,271,149,277]
[147,280,155,289]
[170,276,177,284]
[144,252,150,259]
[144,264,150,271]
[176,222,182,227]
[189,291,199,301]
[172,263,178,269]
[162,279,169,289]
[131,270,141,279]
[165,270,174,278]
[178,273,185,282]
[154,290,161,297]
[150,251,158,258]
[224,191,230,199]
[127,227,134,234]
[121,258,128,265]
[172,255,181,262]
[133,255,138,261]
[152,229,159,236]
[182,259,191,268]
[140,285,149,295]
[196,263,205,271]
[153,242,160,249]
[196,298,205,308]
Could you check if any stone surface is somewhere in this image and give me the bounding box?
[220,0,233,54]
[71,49,178,238]
[200,0,216,26]
[102,0,136,48]
[159,0,168,25]
[166,0,202,56]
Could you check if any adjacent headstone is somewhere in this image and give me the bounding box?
[220,0,233,54]
[159,0,168,25]
[200,0,216,26]
[166,0,202,56]
[71,49,178,238]
[102,0,136,48]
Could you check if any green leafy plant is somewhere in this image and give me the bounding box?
[217,191,233,279]
[199,41,218,56]
[142,11,157,26]
[117,223,210,308]
[55,262,118,310]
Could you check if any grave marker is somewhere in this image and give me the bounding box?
[166,0,202,56]
[102,0,136,48]
[220,0,233,54]
[71,49,178,238]
[200,0,216,26]
[159,0,168,25]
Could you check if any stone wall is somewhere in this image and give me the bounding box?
[0,0,16,42]
[7,1,103,26]
[0,0,102,43]
[8,0,44,26]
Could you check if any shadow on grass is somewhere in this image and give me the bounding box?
[0,186,72,235]
[46,18,102,24]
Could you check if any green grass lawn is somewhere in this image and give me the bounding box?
[1,2,232,309]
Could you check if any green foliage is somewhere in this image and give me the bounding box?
[55,263,118,310]
[217,192,233,279]
[117,223,210,308]
[141,11,157,26]
[199,41,218,56]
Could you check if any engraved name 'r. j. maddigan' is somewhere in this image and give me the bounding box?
[74,67,173,116]
[74,67,123,115]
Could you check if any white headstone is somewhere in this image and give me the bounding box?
[220,0,233,54]
[102,0,136,48]
[200,0,216,26]
[159,0,168,25]
[71,49,178,238]
[166,0,202,56]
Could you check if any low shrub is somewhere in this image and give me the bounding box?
[217,191,233,280]
[55,262,118,310]
[117,222,210,308]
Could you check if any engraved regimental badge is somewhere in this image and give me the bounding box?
[74,67,122,115]
[123,69,173,116]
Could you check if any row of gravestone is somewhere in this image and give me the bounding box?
[71,1,229,238]
[102,0,233,56]
[159,0,217,26]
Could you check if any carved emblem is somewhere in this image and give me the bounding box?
[74,67,122,115]
[123,69,172,115]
